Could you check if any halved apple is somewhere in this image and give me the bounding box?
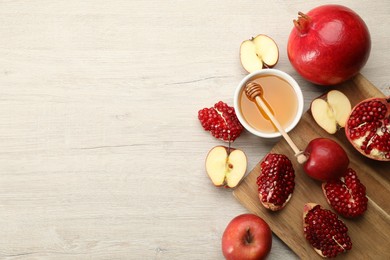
[240,34,279,73]
[205,146,247,188]
[311,90,352,134]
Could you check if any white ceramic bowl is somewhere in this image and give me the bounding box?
[234,69,304,138]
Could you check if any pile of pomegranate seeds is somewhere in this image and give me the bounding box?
[198,101,243,142]
[323,168,368,218]
[257,153,295,211]
[304,204,352,258]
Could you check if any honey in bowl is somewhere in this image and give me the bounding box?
[239,74,298,133]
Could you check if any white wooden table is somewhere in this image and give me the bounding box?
[0,1,388,259]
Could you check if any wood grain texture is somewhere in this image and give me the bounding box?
[0,1,388,259]
[233,74,390,259]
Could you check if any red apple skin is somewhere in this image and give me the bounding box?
[303,138,349,181]
[222,214,272,260]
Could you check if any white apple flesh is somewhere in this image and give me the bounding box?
[311,90,351,134]
[240,34,279,73]
[205,146,247,188]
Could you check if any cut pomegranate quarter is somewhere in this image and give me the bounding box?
[322,168,368,218]
[303,203,352,258]
[256,153,295,211]
[345,97,390,161]
[198,101,243,142]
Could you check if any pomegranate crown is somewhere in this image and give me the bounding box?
[293,12,311,34]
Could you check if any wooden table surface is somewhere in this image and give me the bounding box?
[0,1,388,259]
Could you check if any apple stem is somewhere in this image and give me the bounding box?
[293,12,311,34]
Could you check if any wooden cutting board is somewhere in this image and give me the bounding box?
[233,74,390,259]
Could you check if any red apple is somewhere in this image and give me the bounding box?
[222,214,272,260]
[303,138,349,181]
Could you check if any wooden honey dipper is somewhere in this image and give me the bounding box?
[245,81,307,164]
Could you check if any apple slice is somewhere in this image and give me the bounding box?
[311,90,351,134]
[205,146,247,188]
[240,34,279,73]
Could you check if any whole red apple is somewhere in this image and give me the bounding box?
[287,5,371,85]
[303,138,349,181]
[222,214,272,260]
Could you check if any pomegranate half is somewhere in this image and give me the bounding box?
[345,96,390,161]
[287,5,371,86]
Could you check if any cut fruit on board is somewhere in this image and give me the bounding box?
[233,74,390,259]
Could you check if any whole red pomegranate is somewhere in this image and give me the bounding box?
[287,5,371,85]
[345,96,390,161]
